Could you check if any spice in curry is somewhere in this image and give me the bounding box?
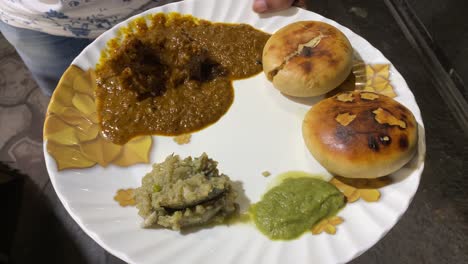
[95,13,270,144]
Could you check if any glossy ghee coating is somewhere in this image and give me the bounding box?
[250,176,345,240]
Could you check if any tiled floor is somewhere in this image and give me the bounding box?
[0,33,125,264]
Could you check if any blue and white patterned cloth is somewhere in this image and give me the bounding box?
[0,0,172,38]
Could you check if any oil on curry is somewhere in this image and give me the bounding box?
[96,13,270,144]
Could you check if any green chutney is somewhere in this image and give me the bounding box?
[250,177,345,240]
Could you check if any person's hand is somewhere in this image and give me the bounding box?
[253,0,303,13]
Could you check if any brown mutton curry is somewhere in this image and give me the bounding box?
[95,13,270,144]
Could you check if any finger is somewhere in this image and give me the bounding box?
[253,0,295,13]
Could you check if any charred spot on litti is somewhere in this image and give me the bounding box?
[302,91,418,178]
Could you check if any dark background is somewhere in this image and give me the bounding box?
[409,0,468,97]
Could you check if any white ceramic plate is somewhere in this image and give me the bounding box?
[44,0,426,263]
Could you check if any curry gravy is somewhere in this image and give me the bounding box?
[96,13,270,144]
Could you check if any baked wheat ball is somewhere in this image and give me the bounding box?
[263,21,353,97]
[302,91,418,178]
